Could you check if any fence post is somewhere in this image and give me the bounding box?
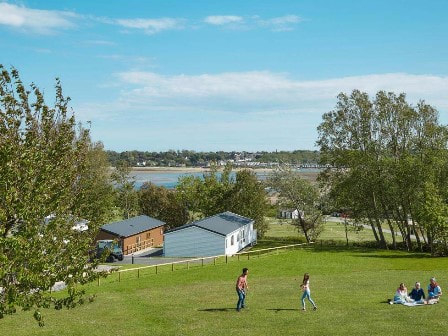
[214,257,216,266]
[172,263,174,271]
[132,254,134,264]
[238,254,240,261]
[118,272,121,282]
[156,265,158,274]
[226,255,228,264]
[187,261,189,270]
[97,277,100,286]
[138,269,140,278]
[247,253,250,260]
[202,258,204,267]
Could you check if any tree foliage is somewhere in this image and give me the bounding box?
[111,161,139,219]
[176,165,269,237]
[139,182,188,229]
[267,167,324,242]
[317,90,448,252]
[0,66,114,324]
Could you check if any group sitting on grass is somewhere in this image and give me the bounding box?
[388,278,442,305]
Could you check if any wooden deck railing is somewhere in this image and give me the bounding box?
[123,238,155,255]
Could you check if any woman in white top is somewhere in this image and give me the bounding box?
[300,273,317,311]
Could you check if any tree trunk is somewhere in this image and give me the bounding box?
[407,201,422,251]
[344,220,349,246]
[392,209,408,249]
[379,199,396,249]
[368,217,380,244]
[297,216,311,243]
[371,192,387,249]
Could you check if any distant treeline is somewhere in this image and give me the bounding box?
[106,150,320,167]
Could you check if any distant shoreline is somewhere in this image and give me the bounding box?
[130,166,276,173]
[129,166,320,182]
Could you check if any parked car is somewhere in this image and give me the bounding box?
[95,240,123,262]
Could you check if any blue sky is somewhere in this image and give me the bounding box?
[1,0,447,151]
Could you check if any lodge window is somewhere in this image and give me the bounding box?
[136,236,141,244]
[146,232,151,240]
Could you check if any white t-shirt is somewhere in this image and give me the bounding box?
[302,279,310,290]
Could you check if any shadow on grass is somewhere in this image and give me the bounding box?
[355,253,429,259]
[198,308,236,312]
[310,245,431,258]
[266,308,300,312]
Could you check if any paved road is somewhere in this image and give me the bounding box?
[107,247,217,266]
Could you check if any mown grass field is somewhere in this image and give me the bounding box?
[265,217,393,243]
[3,246,447,336]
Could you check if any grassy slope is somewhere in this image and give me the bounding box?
[3,246,447,336]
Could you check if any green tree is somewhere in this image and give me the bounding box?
[268,167,323,243]
[139,182,188,229]
[228,170,269,237]
[414,181,448,255]
[176,165,269,237]
[0,66,109,325]
[317,90,448,250]
[111,161,139,219]
[73,141,116,224]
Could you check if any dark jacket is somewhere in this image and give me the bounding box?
[409,288,425,301]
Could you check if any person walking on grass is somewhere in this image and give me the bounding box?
[236,268,249,312]
[300,273,317,311]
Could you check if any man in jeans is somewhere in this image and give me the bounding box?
[236,268,249,312]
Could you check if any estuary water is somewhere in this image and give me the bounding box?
[131,168,322,189]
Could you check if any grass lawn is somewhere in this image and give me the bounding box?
[3,246,447,336]
[265,217,393,244]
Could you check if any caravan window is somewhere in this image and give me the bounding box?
[231,235,234,246]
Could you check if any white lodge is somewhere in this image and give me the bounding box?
[163,212,257,257]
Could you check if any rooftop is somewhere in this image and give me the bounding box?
[101,215,165,237]
[166,211,253,236]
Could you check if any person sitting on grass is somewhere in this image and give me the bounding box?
[409,282,425,304]
[389,283,409,304]
[427,277,442,304]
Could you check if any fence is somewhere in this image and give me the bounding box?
[123,238,155,255]
[97,242,313,286]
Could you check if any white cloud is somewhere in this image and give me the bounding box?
[79,71,448,150]
[115,17,185,34]
[0,3,77,34]
[258,15,302,31]
[115,71,448,112]
[204,15,243,25]
[202,14,302,31]
[84,39,116,46]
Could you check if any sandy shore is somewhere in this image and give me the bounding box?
[130,166,319,182]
